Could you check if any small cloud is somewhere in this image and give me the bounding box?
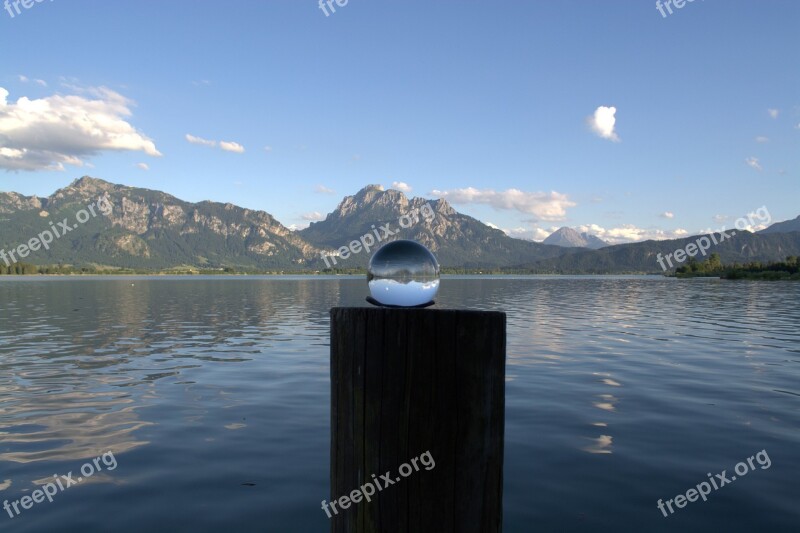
[18,75,47,87]
[430,187,576,221]
[503,227,537,240]
[587,106,620,142]
[314,185,335,194]
[767,108,779,119]
[264,146,273,153]
[755,136,770,143]
[659,211,674,219]
[745,157,763,171]
[219,141,245,153]
[301,211,325,221]
[391,181,412,193]
[498,225,556,241]
[185,135,244,154]
[484,222,499,229]
[186,134,216,148]
[192,80,211,86]
[136,163,149,171]
[712,214,729,223]
[531,227,555,241]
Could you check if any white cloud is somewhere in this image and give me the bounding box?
[755,136,769,143]
[136,163,149,171]
[745,157,762,171]
[588,105,620,142]
[18,75,47,87]
[314,185,335,194]
[185,134,217,148]
[502,226,556,241]
[0,86,160,171]
[660,211,674,219]
[575,223,689,245]
[531,227,555,241]
[391,181,412,193]
[767,108,779,119]
[430,187,576,221]
[503,227,536,240]
[264,145,273,153]
[219,141,245,153]
[484,221,499,229]
[699,220,767,234]
[301,211,325,221]
[185,134,244,154]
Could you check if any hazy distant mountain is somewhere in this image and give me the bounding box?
[519,231,800,274]
[0,177,322,270]
[300,184,570,268]
[543,227,608,249]
[759,215,800,234]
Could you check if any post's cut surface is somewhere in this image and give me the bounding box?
[330,307,506,533]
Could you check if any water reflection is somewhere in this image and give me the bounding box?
[0,276,797,532]
[0,278,345,480]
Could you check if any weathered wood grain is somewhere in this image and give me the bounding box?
[330,308,506,533]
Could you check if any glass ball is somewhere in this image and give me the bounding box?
[367,240,440,307]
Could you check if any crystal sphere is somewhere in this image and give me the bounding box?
[367,240,440,307]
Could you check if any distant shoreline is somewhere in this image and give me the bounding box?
[0,271,668,278]
[0,262,666,277]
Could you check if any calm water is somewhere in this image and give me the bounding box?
[0,276,798,532]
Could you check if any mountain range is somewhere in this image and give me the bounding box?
[1,177,798,273]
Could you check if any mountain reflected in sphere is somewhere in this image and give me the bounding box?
[367,240,440,307]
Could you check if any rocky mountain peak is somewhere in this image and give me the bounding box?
[69,176,116,193]
[543,227,608,249]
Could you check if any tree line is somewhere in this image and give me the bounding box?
[676,254,800,280]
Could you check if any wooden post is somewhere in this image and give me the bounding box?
[330,307,506,533]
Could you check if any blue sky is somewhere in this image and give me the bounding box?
[1,0,798,243]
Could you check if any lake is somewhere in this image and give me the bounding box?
[0,276,798,532]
